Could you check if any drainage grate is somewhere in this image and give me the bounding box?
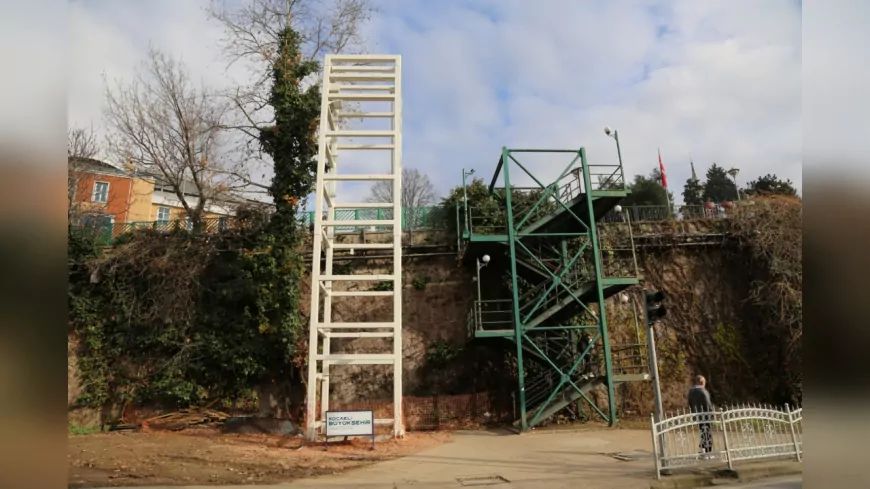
[456,475,511,486]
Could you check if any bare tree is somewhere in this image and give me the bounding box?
[68,125,102,222]
[208,0,374,84]
[367,168,436,240]
[206,0,375,190]
[68,125,100,160]
[103,47,236,226]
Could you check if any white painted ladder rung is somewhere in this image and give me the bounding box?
[319,275,394,281]
[331,243,393,250]
[322,220,395,227]
[330,202,394,209]
[336,144,395,150]
[330,65,396,73]
[329,55,398,64]
[326,130,396,137]
[323,174,395,181]
[317,322,396,329]
[329,74,396,82]
[314,354,396,365]
[326,332,394,338]
[334,112,395,118]
[330,85,395,92]
[328,93,396,101]
[329,290,394,297]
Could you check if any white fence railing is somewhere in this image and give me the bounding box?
[650,403,802,479]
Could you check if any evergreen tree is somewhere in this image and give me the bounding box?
[682,177,704,206]
[702,163,736,202]
[622,168,674,206]
[744,173,798,197]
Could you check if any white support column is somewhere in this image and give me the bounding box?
[305,54,404,441]
[319,136,338,434]
[391,55,405,438]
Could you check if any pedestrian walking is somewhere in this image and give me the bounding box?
[687,374,714,457]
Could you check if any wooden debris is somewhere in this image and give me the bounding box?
[140,408,230,431]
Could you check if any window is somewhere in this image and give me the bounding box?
[92,181,109,203]
[157,206,171,222]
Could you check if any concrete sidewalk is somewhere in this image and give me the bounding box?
[284,428,655,489]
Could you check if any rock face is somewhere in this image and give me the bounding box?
[69,221,798,423]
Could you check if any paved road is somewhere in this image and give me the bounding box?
[724,475,802,488]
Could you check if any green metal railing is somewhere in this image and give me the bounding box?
[71,217,241,246]
[299,206,448,231]
[601,204,733,223]
[465,202,732,237]
[71,206,450,246]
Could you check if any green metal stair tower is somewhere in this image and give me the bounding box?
[459,146,649,431]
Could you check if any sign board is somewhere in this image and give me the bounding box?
[325,410,375,449]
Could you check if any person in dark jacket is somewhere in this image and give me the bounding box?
[687,374,714,456]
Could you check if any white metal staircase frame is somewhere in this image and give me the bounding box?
[305,54,404,441]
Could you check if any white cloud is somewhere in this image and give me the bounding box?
[68,0,819,206]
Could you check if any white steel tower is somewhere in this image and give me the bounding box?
[305,55,404,441]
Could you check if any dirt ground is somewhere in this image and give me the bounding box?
[68,427,451,488]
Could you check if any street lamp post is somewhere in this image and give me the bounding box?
[604,126,625,189]
[462,168,475,233]
[727,168,741,202]
[475,254,490,302]
[475,255,490,329]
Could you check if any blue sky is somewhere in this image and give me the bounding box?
[68,0,814,206]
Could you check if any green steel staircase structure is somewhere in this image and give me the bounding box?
[459,147,649,431]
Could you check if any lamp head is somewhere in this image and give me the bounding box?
[614,204,623,213]
[604,126,613,136]
[481,254,491,264]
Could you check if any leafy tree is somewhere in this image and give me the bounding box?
[622,168,674,207]
[440,178,562,236]
[743,174,798,197]
[254,26,321,396]
[702,163,737,202]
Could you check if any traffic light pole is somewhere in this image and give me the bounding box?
[646,318,665,423]
[643,293,666,461]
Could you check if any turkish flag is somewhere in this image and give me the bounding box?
[658,148,668,188]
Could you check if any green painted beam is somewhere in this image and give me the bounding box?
[590,190,630,198]
[579,147,619,427]
[474,330,516,338]
[469,234,510,242]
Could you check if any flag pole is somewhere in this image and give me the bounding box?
[657,148,674,218]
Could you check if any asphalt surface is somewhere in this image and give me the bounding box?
[724,475,802,488]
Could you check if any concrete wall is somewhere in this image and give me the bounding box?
[74,172,133,223]
[127,177,155,222]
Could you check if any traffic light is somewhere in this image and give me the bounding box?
[644,290,667,326]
